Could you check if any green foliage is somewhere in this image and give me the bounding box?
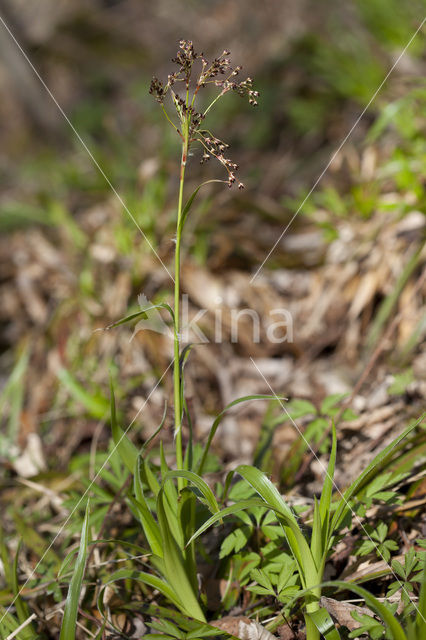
[59,501,90,640]
[280,393,356,485]
[189,417,423,639]
[388,370,415,396]
[3,16,424,637]
[355,522,399,562]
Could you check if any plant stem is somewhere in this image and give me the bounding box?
[174,120,189,479]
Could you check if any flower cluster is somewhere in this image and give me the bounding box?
[149,40,259,188]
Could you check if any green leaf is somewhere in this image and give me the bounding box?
[219,527,251,559]
[110,377,139,473]
[348,611,384,639]
[310,497,323,568]
[0,606,31,639]
[286,398,317,419]
[105,302,175,331]
[388,370,415,395]
[307,607,341,639]
[320,422,337,548]
[157,489,206,621]
[414,555,426,640]
[320,394,348,415]
[197,395,285,475]
[144,457,161,496]
[57,368,109,419]
[187,498,271,545]
[321,581,407,640]
[331,416,423,535]
[178,180,224,235]
[277,560,298,594]
[59,501,90,640]
[162,470,220,515]
[160,443,180,530]
[250,568,274,591]
[132,456,163,558]
[234,465,317,592]
[11,540,35,638]
[99,568,182,612]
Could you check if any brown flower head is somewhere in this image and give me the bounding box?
[149,40,259,188]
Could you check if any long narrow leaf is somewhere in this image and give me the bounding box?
[331,417,423,534]
[144,458,161,496]
[100,568,182,610]
[59,501,90,640]
[160,443,179,511]
[157,489,206,621]
[105,303,175,331]
[310,497,322,572]
[178,180,224,235]
[307,607,341,639]
[197,395,285,475]
[12,540,35,638]
[110,377,138,473]
[235,465,317,591]
[186,492,314,591]
[177,488,198,593]
[186,498,268,546]
[321,581,407,640]
[320,422,337,548]
[162,470,220,515]
[132,457,163,557]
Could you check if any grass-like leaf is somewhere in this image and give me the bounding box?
[331,416,423,536]
[110,377,139,474]
[99,568,183,613]
[197,395,286,475]
[186,498,268,546]
[12,540,35,638]
[307,607,341,639]
[133,456,163,557]
[58,368,109,419]
[178,180,224,235]
[234,465,318,594]
[156,489,206,621]
[162,470,220,515]
[59,501,90,640]
[105,302,175,331]
[321,581,407,640]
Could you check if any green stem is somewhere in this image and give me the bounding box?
[304,582,321,640]
[174,120,189,482]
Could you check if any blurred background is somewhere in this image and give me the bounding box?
[0,0,425,480]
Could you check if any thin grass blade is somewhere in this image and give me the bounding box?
[11,540,35,638]
[162,470,220,515]
[156,489,206,621]
[197,395,286,475]
[59,501,90,640]
[157,490,206,622]
[321,581,407,640]
[178,180,224,235]
[99,568,183,612]
[331,416,423,534]
[110,377,139,473]
[320,421,337,550]
[307,608,341,639]
[132,456,163,557]
[105,303,175,331]
[235,465,317,591]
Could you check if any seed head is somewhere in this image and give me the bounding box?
[149,40,259,188]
